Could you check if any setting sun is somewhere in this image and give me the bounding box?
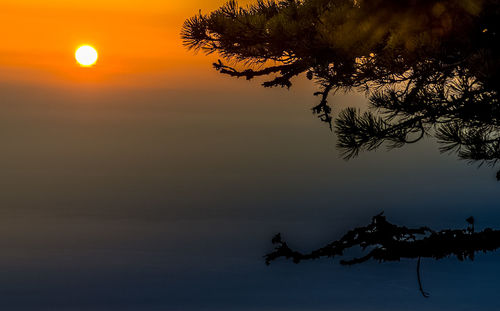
[75,45,98,67]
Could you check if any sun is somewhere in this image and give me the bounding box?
[75,45,98,67]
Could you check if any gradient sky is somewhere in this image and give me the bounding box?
[0,1,499,310]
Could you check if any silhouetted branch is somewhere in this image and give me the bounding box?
[266,214,500,295]
[265,214,499,265]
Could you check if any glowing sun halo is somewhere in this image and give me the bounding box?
[75,45,98,67]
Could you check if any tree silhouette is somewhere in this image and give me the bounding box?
[182,0,500,177]
[265,213,500,297]
[182,0,500,298]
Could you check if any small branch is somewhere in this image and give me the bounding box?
[312,82,334,129]
[213,60,298,81]
[417,257,430,298]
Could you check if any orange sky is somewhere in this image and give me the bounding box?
[0,0,249,89]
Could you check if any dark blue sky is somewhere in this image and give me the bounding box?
[0,80,498,310]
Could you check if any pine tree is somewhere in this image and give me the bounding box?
[182,0,500,177]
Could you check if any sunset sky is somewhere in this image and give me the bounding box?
[1,1,499,310]
[0,0,252,88]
